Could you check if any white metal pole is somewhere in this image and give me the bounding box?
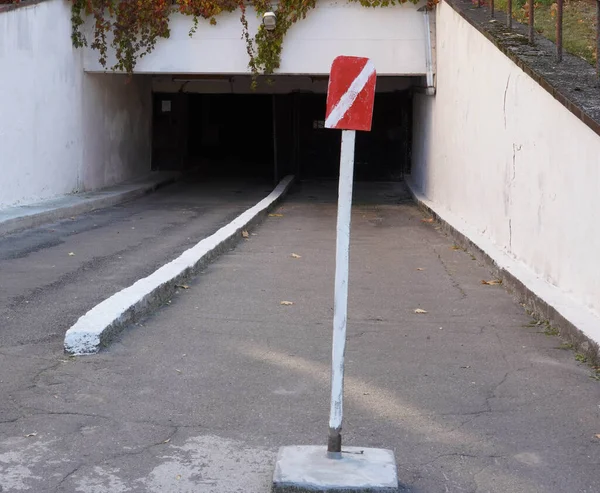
[328,129,356,457]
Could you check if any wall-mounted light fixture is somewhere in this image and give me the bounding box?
[262,12,277,31]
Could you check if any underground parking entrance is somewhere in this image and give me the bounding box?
[151,75,418,185]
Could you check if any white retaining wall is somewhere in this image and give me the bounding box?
[411,2,600,327]
[0,0,151,209]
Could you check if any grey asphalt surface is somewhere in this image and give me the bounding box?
[1,181,599,493]
[0,178,272,447]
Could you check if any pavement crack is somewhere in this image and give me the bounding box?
[29,360,63,387]
[50,423,178,489]
[484,371,510,411]
[28,409,114,421]
[493,331,511,369]
[440,409,491,417]
[493,371,510,394]
[54,463,85,492]
[434,248,467,300]
[98,425,179,464]
[444,409,494,434]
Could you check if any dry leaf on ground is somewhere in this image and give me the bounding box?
[481,279,502,286]
[241,230,249,238]
[280,301,294,306]
[421,218,434,223]
[595,434,600,439]
[414,308,428,314]
[291,253,302,259]
[176,284,190,290]
[269,213,284,217]
[25,432,37,438]
[417,268,424,271]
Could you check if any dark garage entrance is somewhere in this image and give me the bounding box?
[152,93,274,179]
[152,89,412,182]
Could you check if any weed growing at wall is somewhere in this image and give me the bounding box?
[71,0,433,81]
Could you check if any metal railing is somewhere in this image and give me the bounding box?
[476,0,600,75]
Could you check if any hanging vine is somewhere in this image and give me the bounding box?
[71,0,430,78]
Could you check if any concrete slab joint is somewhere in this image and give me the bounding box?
[63,175,295,355]
[273,446,399,492]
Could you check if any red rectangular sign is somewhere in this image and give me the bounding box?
[325,56,377,132]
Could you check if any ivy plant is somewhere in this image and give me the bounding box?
[71,0,430,80]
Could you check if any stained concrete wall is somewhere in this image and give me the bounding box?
[0,0,151,209]
[83,0,429,76]
[411,2,600,318]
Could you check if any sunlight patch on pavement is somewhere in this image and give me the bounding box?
[239,344,475,443]
[239,344,544,493]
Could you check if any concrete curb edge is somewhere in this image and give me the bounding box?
[406,179,600,366]
[64,175,295,355]
[0,172,180,236]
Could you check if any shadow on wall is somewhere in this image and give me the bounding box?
[81,74,153,191]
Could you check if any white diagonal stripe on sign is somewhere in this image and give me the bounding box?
[325,60,376,129]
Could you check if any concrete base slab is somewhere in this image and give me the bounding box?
[273,446,399,492]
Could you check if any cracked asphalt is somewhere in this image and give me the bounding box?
[1,181,599,492]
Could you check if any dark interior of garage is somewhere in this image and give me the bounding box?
[152,89,412,183]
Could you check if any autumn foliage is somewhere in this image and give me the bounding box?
[70,0,426,78]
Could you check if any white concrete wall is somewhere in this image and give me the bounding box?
[411,2,600,319]
[82,74,152,190]
[84,0,428,76]
[0,0,151,209]
[0,0,83,208]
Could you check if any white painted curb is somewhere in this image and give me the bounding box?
[64,175,295,355]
